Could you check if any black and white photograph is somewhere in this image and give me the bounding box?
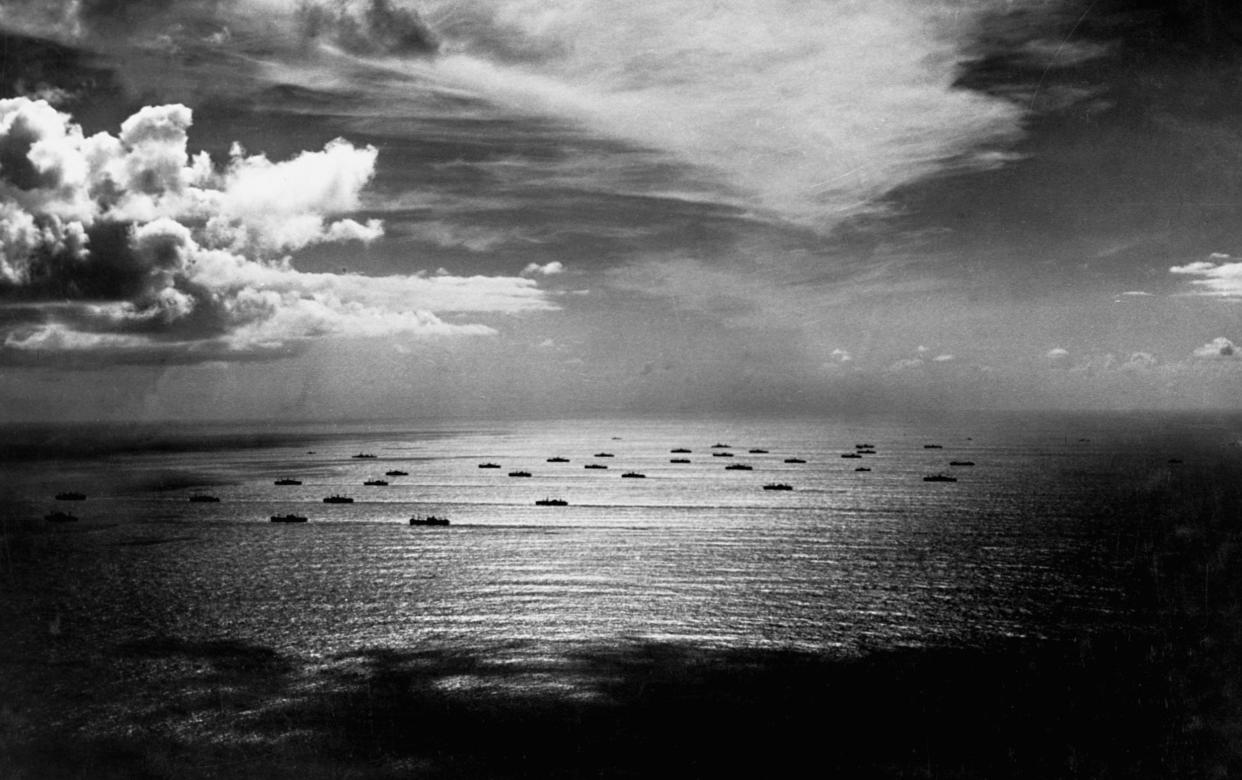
[1,1,1240,776]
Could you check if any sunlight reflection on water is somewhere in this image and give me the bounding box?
[8,413,1223,665]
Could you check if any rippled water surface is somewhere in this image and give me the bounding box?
[5,413,1236,660]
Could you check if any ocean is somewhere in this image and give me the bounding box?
[2,411,1239,777]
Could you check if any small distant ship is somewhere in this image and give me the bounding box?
[45,511,78,522]
[274,478,302,485]
[508,470,532,477]
[546,457,570,463]
[748,448,769,454]
[784,457,806,464]
[1167,458,1183,465]
[854,467,871,472]
[535,497,568,506]
[949,461,975,467]
[54,492,86,501]
[323,495,354,503]
[712,452,734,458]
[584,464,609,470]
[923,474,957,483]
[840,453,862,459]
[594,452,615,458]
[270,514,308,523]
[385,470,408,476]
[724,464,753,471]
[855,443,874,449]
[923,444,943,450]
[352,453,377,459]
[621,472,646,478]
[762,483,793,491]
[409,515,450,526]
[189,494,220,503]
[710,443,731,449]
[669,458,691,463]
[856,449,876,455]
[478,463,501,469]
[670,448,692,453]
[363,479,388,486]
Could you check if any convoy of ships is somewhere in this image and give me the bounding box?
[43,438,1002,526]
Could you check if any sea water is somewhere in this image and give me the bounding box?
[3,412,1237,663]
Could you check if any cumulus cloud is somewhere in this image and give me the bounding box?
[521,261,564,277]
[0,98,552,362]
[830,348,852,363]
[1120,352,1157,371]
[1171,255,1242,297]
[1193,337,1238,360]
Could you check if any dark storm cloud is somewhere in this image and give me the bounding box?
[296,0,439,57]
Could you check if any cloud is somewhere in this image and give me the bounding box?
[1193,337,1238,360]
[1120,352,1157,371]
[830,348,852,363]
[521,261,564,277]
[405,220,514,252]
[1170,256,1242,297]
[932,354,955,362]
[0,98,553,363]
[1046,347,1071,367]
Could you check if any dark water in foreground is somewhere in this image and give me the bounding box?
[2,412,1240,777]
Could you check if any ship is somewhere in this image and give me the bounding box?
[323,495,354,503]
[854,467,871,472]
[621,472,646,478]
[949,461,975,467]
[409,515,450,526]
[274,478,302,485]
[923,474,957,482]
[535,498,568,506]
[508,470,532,477]
[762,483,793,491]
[270,514,308,523]
[593,452,615,458]
[712,452,734,458]
[352,453,377,459]
[724,464,753,471]
[478,463,501,469]
[748,448,769,454]
[840,453,862,459]
[669,458,691,463]
[385,470,409,476]
[783,457,806,464]
[363,479,388,486]
[923,444,943,450]
[189,494,220,503]
[546,457,570,463]
[45,511,79,522]
[584,464,609,470]
[670,448,692,453]
[710,443,731,449]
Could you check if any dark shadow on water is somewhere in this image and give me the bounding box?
[1,631,1231,779]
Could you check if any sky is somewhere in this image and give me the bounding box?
[1,0,1241,421]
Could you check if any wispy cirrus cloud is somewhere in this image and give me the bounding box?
[0,97,553,363]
